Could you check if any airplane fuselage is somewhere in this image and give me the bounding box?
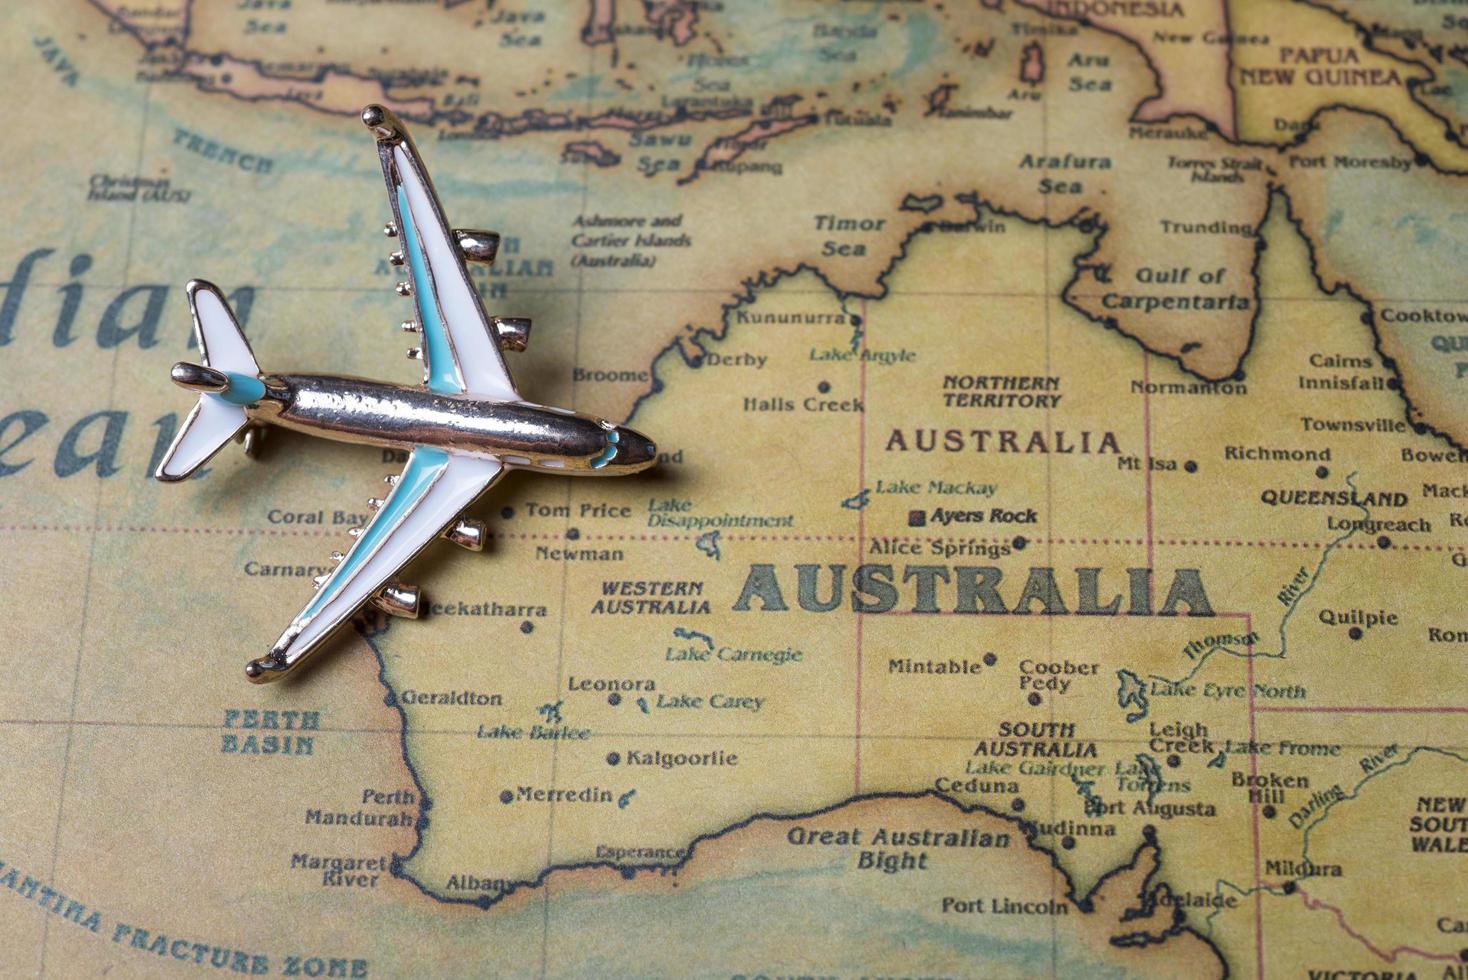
[248,373,656,473]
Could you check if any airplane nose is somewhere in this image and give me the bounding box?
[613,427,658,470]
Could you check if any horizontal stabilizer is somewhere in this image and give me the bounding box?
[188,279,259,375]
[154,397,247,482]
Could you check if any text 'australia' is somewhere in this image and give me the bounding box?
[732,565,1214,616]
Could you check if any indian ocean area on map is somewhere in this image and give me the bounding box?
[4,0,1468,975]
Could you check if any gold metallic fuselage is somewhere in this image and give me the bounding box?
[249,374,656,473]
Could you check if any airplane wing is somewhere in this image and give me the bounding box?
[246,448,504,682]
[364,104,521,402]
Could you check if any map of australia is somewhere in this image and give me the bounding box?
[4,0,1468,975]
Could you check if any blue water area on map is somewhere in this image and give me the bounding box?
[655,3,937,90]
[1321,129,1468,274]
[893,11,939,79]
[528,860,1134,978]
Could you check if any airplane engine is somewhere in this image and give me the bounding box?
[444,518,486,551]
[491,316,530,352]
[453,229,500,265]
[371,582,420,618]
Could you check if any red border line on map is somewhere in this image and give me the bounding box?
[1255,705,1468,714]
[854,298,872,794]
[1297,888,1462,965]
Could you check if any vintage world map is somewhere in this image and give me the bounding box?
[4,0,1468,975]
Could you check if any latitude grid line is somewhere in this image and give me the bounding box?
[34,81,153,980]
[0,714,1460,750]
[23,279,1468,304]
[1,524,1460,552]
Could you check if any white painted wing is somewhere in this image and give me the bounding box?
[248,449,504,682]
[385,138,519,401]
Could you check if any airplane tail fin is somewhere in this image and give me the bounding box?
[154,281,264,482]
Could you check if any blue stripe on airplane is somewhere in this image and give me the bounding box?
[217,372,265,406]
[297,447,449,623]
[397,185,463,395]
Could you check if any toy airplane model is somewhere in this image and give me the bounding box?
[155,104,658,684]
